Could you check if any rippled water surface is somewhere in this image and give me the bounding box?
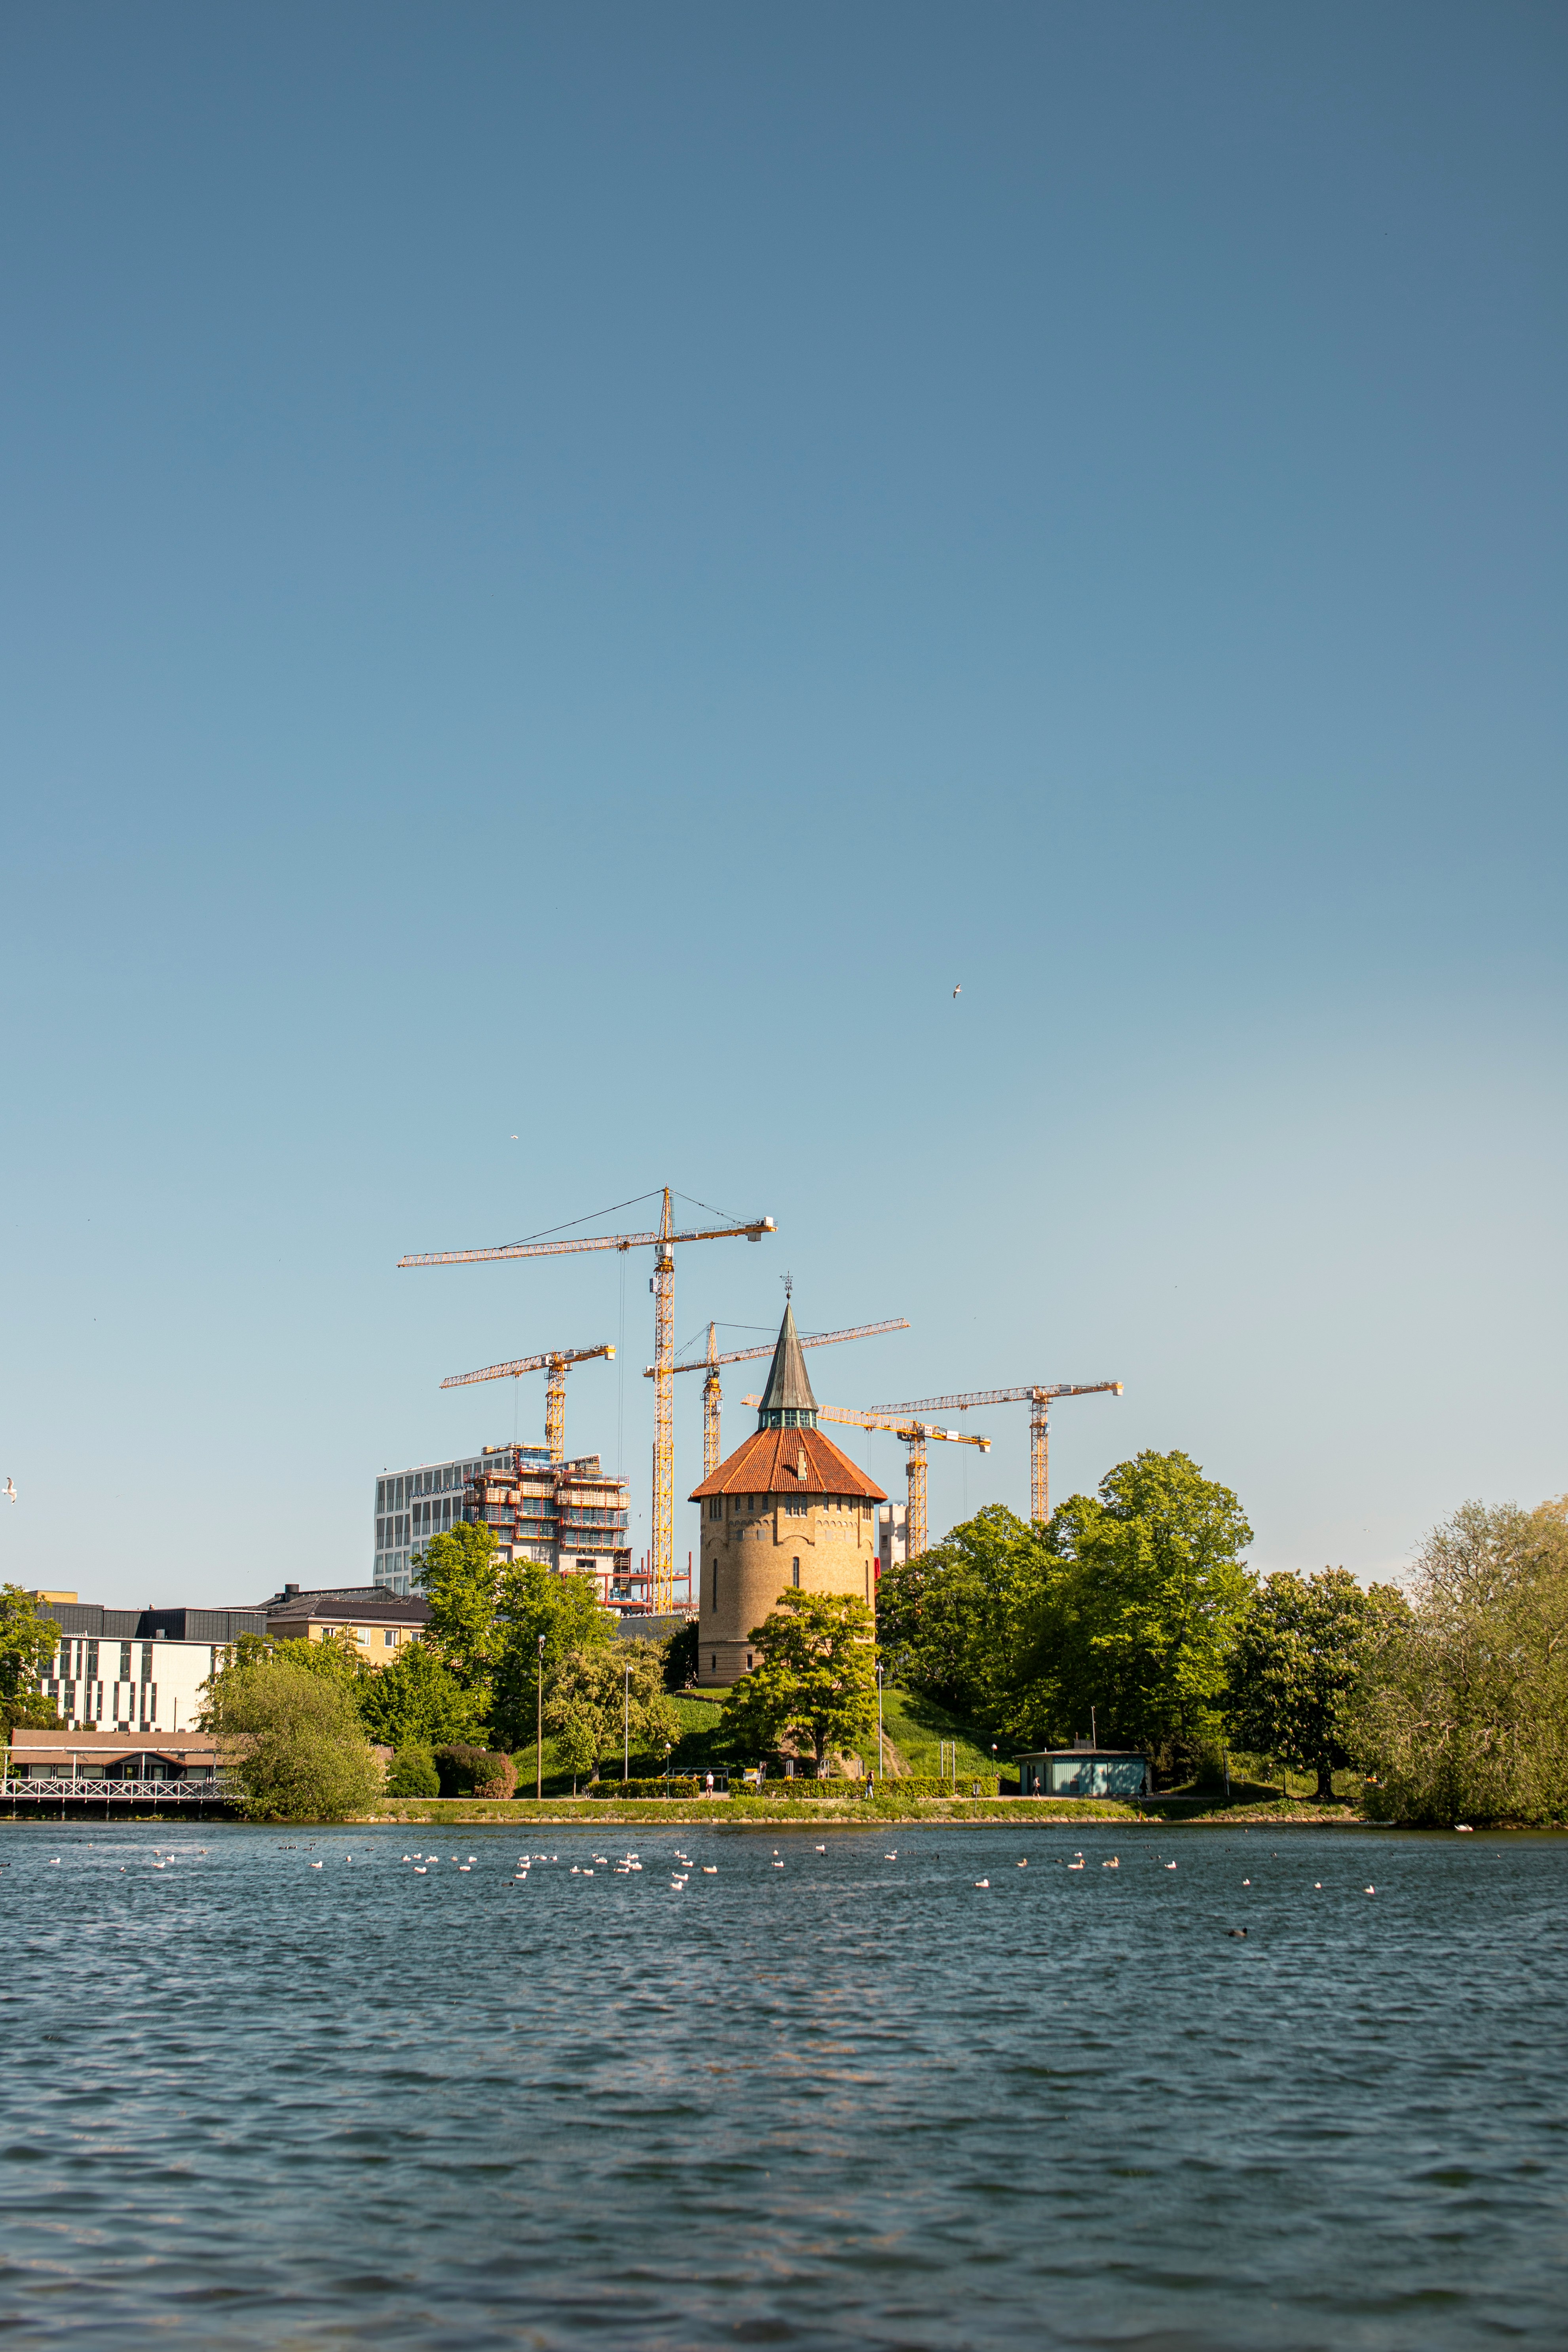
[2,1819,1565,2348]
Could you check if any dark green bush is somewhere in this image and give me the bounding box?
[433,1743,515,1798]
[385,1745,440,1798]
[588,1776,702,1798]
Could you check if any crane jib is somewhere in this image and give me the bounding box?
[398,1218,773,1268]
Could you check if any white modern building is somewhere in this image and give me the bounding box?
[372,1443,550,1594]
[31,1599,269,1736]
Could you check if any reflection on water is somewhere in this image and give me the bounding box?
[2,1820,1564,2348]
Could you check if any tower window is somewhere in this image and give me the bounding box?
[792,1559,800,1587]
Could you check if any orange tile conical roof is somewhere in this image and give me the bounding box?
[690,1423,885,1503]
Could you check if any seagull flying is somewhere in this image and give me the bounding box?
[952,983,961,999]
[2,1479,14,1502]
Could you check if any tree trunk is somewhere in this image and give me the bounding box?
[1316,1762,1336,1800]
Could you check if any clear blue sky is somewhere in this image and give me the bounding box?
[2,2,1563,1607]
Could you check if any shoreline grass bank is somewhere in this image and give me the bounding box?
[355,1794,1371,1828]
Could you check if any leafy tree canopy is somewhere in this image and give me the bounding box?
[357,1638,482,1748]
[725,1590,877,1773]
[201,1657,383,1821]
[415,1521,505,1693]
[1024,1450,1255,1758]
[1228,1568,1409,1795]
[544,1640,679,1784]
[875,1504,1047,1734]
[1347,1500,1568,1825]
[0,1585,59,1729]
[490,1560,615,1750]
[663,1618,700,1691]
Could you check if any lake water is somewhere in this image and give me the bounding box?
[2,1819,1564,2348]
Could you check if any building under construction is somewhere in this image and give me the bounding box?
[372,1446,634,1609]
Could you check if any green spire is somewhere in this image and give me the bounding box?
[756,1302,818,1431]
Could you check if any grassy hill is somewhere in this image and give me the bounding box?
[874,1686,1002,1779]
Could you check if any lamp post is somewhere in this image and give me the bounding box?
[663,1741,672,1800]
[535,1634,546,1801]
[875,1657,885,1784]
[624,1658,631,1783]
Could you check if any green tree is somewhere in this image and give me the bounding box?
[201,1657,383,1820]
[1228,1569,1410,1796]
[725,1591,878,1774]
[876,1504,1047,1728]
[0,1585,59,1734]
[545,1641,679,1784]
[1024,1451,1255,1765]
[663,1618,700,1691]
[276,1628,373,1689]
[489,1560,614,1750]
[415,1521,504,1694]
[1346,1500,1568,1825]
[357,1639,480,1748]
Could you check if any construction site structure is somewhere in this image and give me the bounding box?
[439,1341,615,1465]
[869,1382,1123,1522]
[741,1397,990,1562]
[400,1188,774,1613]
[651,1317,911,1477]
[466,1450,637,1612]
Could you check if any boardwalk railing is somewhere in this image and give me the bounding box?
[2,1776,239,1803]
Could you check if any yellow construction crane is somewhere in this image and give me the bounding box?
[869,1382,1123,1523]
[742,1395,990,1561]
[400,1188,774,1613]
[439,1342,615,1465]
[649,1317,911,1477]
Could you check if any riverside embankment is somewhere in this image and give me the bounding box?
[359,1793,1367,1828]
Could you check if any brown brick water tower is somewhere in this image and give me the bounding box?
[689,1302,885,1688]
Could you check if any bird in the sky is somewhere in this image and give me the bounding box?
[2,1478,15,1503]
[509,1134,518,1140]
[952,983,961,999]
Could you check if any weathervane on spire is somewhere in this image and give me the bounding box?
[781,1270,793,1300]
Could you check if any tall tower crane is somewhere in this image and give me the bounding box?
[650,1317,911,1477]
[400,1188,774,1613]
[869,1382,1123,1524]
[439,1342,615,1465]
[742,1396,990,1562]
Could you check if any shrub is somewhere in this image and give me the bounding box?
[791,1773,1002,1798]
[385,1744,441,1798]
[474,1750,517,1799]
[433,1742,515,1798]
[588,1776,701,1798]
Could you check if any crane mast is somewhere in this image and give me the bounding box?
[650,1194,676,1610]
[404,1188,774,1616]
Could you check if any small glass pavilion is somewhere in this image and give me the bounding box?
[1016,1747,1149,1798]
